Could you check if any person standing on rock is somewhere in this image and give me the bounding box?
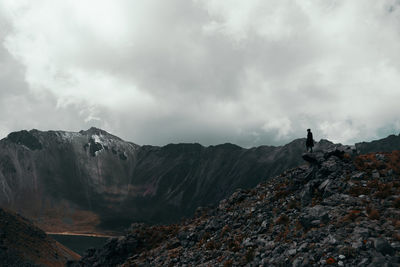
[306,129,314,152]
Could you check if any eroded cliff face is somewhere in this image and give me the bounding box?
[0,127,335,232]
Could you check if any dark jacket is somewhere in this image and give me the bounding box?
[306,132,314,147]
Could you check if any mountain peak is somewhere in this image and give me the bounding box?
[78,127,128,143]
[80,127,112,136]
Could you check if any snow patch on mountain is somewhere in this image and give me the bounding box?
[92,134,101,144]
[59,131,81,142]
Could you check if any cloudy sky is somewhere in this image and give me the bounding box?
[1,0,400,147]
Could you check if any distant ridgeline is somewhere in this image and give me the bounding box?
[0,128,399,232]
[355,133,400,154]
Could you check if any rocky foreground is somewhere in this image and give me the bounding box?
[77,147,400,266]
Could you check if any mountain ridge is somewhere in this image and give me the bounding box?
[1,128,400,233]
[0,128,335,233]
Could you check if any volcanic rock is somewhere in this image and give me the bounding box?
[77,148,400,266]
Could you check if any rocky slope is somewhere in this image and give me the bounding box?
[0,128,334,232]
[0,207,80,266]
[356,133,400,154]
[77,147,400,266]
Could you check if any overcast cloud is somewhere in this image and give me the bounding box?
[1,0,400,147]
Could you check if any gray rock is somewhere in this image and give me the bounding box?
[177,231,188,240]
[358,258,370,266]
[372,171,380,179]
[375,154,386,161]
[301,183,313,206]
[391,242,400,251]
[354,227,370,238]
[288,249,297,256]
[318,179,331,191]
[352,240,363,250]
[299,215,313,230]
[205,219,220,231]
[307,205,330,223]
[261,220,268,228]
[323,182,337,198]
[325,235,338,245]
[367,255,387,267]
[374,238,395,256]
[298,243,308,252]
[352,172,365,180]
[320,158,338,174]
[324,147,346,159]
[302,152,325,165]
[243,238,254,247]
[292,257,303,267]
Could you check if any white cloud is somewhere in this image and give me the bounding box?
[262,117,292,140]
[1,0,400,146]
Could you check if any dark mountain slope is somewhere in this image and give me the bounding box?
[0,128,139,233]
[356,133,400,154]
[0,207,80,266]
[0,128,334,232]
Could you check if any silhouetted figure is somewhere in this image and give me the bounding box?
[306,129,314,152]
